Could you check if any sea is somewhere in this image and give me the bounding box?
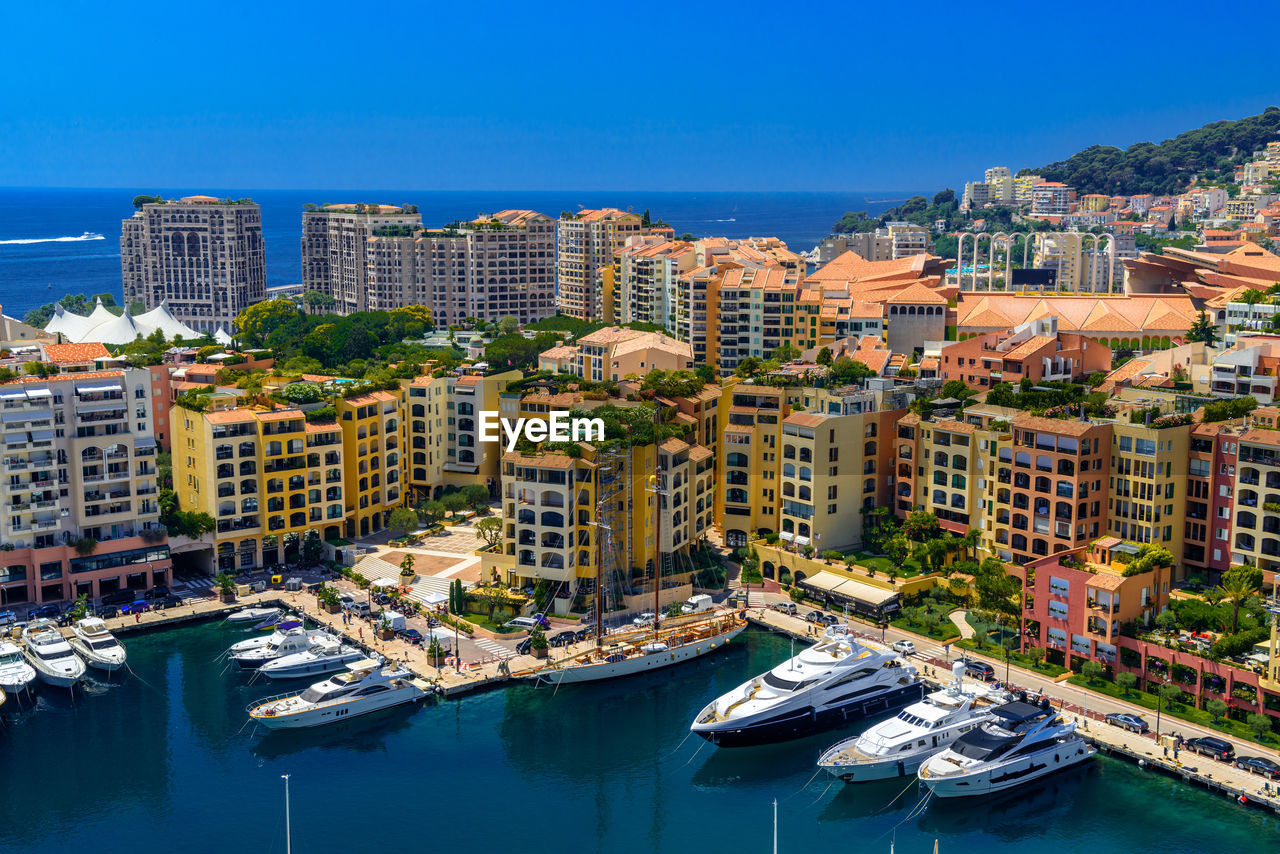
[0,188,918,321]
[1,623,1274,854]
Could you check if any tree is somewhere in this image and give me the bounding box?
[1158,682,1182,710]
[815,346,833,366]
[387,507,418,538]
[497,316,519,335]
[1028,646,1045,669]
[1218,564,1263,632]
[901,511,941,542]
[475,516,503,550]
[449,578,466,614]
[416,500,445,526]
[1185,310,1218,346]
[280,382,324,404]
[399,552,416,578]
[1081,660,1104,684]
[441,492,468,517]
[1116,671,1138,696]
[235,299,301,345]
[461,483,491,512]
[1247,712,1273,740]
[967,615,986,647]
[1206,698,1228,722]
[734,356,764,378]
[1154,609,1179,633]
[133,194,163,209]
[302,530,325,565]
[770,343,801,363]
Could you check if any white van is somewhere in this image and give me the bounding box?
[680,594,713,614]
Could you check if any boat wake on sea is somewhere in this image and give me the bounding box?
[0,232,104,245]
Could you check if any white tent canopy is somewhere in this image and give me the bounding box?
[44,298,200,345]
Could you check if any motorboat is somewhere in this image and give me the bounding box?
[227,620,302,655]
[917,698,1095,797]
[514,612,747,686]
[690,625,922,747]
[247,659,430,729]
[226,607,282,624]
[257,635,365,680]
[67,617,128,672]
[229,624,321,670]
[817,661,1008,782]
[22,620,87,688]
[0,639,37,695]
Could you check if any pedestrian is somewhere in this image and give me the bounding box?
[135,611,141,623]
[359,627,363,641]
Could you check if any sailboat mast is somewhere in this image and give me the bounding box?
[595,500,603,649]
[281,774,292,854]
[653,403,662,629]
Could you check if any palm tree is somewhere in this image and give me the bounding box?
[1218,571,1261,633]
[960,528,980,561]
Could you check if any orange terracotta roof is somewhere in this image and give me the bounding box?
[41,342,110,363]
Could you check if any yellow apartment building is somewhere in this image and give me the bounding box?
[335,391,403,538]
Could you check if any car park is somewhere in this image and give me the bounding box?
[891,640,916,656]
[962,658,995,680]
[1104,712,1149,734]
[1185,736,1234,761]
[1235,755,1280,779]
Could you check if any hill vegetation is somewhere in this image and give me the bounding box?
[1025,106,1280,196]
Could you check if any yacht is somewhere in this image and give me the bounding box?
[226,606,282,624]
[229,624,321,670]
[67,617,128,672]
[917,699,1095,797]
[22,620,87,688]
[257,635,365,680]
[0,639,37,696]
[228,620,302,657]
[247,659,430,729]
[690,625,923,747]
[79,231,104,240]
[817,661,1008,782]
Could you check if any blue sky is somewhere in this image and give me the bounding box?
[3,0,1277,191]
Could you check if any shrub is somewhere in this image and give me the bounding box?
[821,550,843,562]
[1116,672,1138,696]
[1206,698,1228,722]
[1247,712,1273,739]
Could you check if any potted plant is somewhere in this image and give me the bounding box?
[377,614,396,641]
[529,627,549,659]
[215,572,237,603]
[317,584,342,613]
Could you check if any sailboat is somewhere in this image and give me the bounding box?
[513,412,746,685]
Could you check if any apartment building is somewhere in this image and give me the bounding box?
[611,236,696,327]
[0,369,170,608]
[1013,175,1044,206]
[714,267,801,374]
[363,210,556,324]
[1020,538,1171,667]
[1031,182,1076,216]
[121,195,266,335]
[402,370,521,503]
[716,378,899,550]
[336,392,403,538]
[482,438,713,615]
[300,204,423,315]
[1184,422,1239,581]
[557,209,646,321]
[939,317,1111,389]
[1230,427,1280,576]
[537,327,692,381]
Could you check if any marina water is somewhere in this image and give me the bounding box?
[2,622,1275,852]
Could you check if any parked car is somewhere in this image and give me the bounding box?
[818,614,839,627]
[515,637,533,656]
[771,602,798,616]
[962,658,995,680]
[632,611,656,627]
[0,610,18,629]
[398,628,425,646]
[1104,712,1149,734]
[28,603,61,620]
[1185,736,1234,761]
[573,627,593,642]
[504,616,541,630]
[158,595,184,610]
[549,630,578,647]
[146,585,171,600]
[94,605,118,620]
[805,610,825,624]
[373,593,394,606]
[891,640,916,656]
[101,589,137,607]
[1235,755,1280,779]
[120,600,150,615]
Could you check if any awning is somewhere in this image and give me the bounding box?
[25,389,51,399]
[134,436,158,449]
[800,571,899,607]
[76,403,127,413]
[794,536,811,547]
[30,430,54,442]
[443,463,480,474]
[779,531,794,542]
[4,432,26,445]
[1,411,31,423]
[418,592,448,605]
[75,384,121,394]
[371,577,399,588]
[0,391,26,401]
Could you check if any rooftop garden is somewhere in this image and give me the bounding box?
[984,379,1115,418]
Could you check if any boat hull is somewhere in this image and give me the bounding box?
[259,655,364,680]
[821,751,930,783]
[523,623,746,685]
[29,660,86,688]
[693,681,925,748]
[251,686,426,729]
[227,608,280,624]
[0,670,37,695]
[921,743,1096,798]
[68,640,126,673]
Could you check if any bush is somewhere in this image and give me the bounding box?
[1247,712,1274,739]
[1206,698,1228,722]
[280,381,324,403]
[1211,626,1269,658]
[821,550,843,562]
[1116,672,1138,696]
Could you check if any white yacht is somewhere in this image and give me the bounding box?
[247,659,430,729]
[229,624,320,670]
[226,607,282,625]
[67,617,128,672]
[917,699,1095,797]
[690,626,923,747]
[227,620,302,657]
[22,620,87,688]
[817,661,1008,782]
[257,635,365,680]
[0,639,37,695]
